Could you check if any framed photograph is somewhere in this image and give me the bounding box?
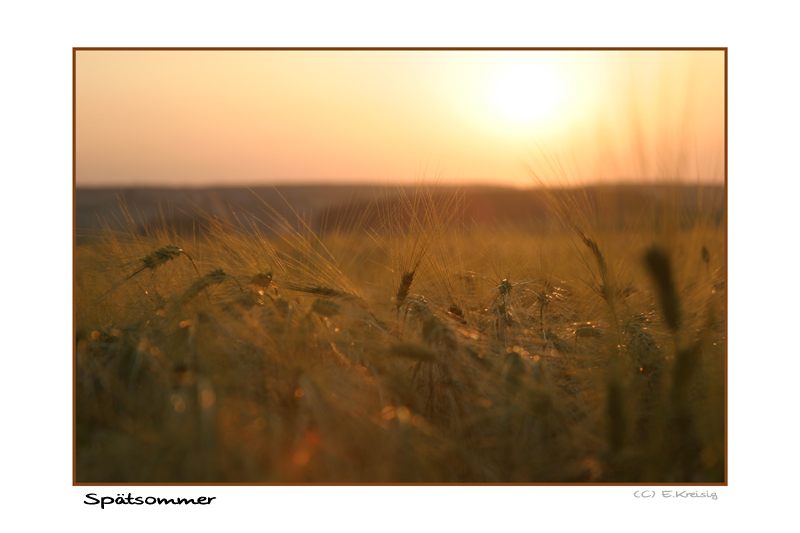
[74,48,725,485]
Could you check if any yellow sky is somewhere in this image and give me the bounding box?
[76,50,724,187]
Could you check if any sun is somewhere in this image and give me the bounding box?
[487,61,566,129]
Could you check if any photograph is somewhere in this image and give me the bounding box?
[74,48,726,484]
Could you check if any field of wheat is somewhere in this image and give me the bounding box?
[74,185,725,483]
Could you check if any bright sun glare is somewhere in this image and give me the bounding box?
[488,62,565,129]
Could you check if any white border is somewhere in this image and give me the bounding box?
[2,0,799,530]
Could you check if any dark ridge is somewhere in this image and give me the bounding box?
[75,184,725,241]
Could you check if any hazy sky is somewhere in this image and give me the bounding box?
[76,50,724,187]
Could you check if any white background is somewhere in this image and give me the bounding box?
[1,0,798,530]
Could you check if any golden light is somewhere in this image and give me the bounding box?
[76,50,724,186]
[487,61,566,130]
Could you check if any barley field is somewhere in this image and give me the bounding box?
[75,184,725,483]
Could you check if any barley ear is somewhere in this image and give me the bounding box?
[395,270,415,309]
[644,246,681,333]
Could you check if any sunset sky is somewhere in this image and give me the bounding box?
[76,50,724,187]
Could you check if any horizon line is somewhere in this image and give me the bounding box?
[76,178,726,190]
